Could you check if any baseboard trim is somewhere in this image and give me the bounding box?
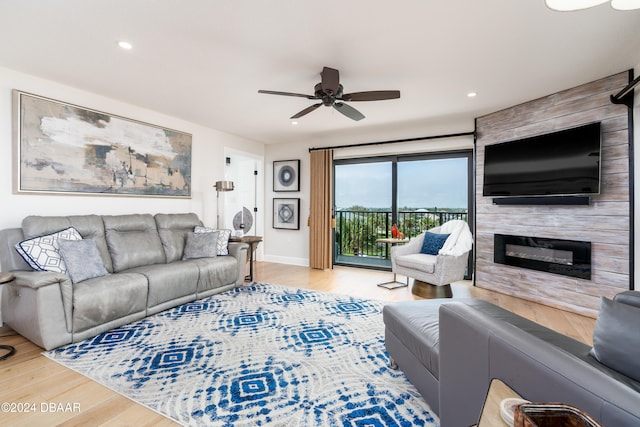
[262,255,309,267]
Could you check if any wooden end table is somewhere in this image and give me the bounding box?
[229,235,262,282]
[475,378,524,427]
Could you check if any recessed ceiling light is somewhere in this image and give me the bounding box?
[611,0,640,10]
[291,121,299,125]
[467,92,477,98]
[545,0,607,10]
[117,41,133,50]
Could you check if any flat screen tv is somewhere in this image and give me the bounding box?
[483,122,601,198]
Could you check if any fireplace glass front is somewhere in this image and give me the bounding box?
[494,234,591,279]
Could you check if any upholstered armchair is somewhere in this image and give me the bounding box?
[391,220,473,287]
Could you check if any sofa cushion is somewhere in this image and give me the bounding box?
[194,226,231,255]
[155,213,203,262]
[396,253,437,274]
[183,231,219,259]
[15,227,82,273]
[103,214,166,272]
[58,239,109,284]
[420,231,450,255]
[126,262,199,310]
[590,297,640,382]
[72,272,148,333]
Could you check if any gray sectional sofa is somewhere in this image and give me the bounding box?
[384,292,640,427]
[0,213,248,350]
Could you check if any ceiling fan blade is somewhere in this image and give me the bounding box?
[342,90,401,101]
[258,90,316,99]
[290,103,322,119]
[333,102,365,121]
[321,67,340,94]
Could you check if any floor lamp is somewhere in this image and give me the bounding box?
[215,180,234,228]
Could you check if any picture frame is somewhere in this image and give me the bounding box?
[13,90,192,198]
[273,159,300,192]
[273,198,300,230]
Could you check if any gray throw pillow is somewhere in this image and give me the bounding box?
[589,297,640,382]
[58,239,109,284]
[194,226,231,255]
[183,231,219,260]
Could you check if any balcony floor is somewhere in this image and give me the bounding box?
[335,254,391,270]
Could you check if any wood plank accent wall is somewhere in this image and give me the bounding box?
[475,71,632,318]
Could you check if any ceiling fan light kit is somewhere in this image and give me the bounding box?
[545,0,640,10]
[258,66,400,121]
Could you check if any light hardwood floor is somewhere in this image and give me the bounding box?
[0,262,596,426]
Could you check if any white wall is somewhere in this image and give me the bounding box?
[264,141,311,266]
[0,66,264,230]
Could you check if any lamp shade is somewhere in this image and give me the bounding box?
[214,180,234,191]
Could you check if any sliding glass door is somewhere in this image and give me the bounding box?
[334,159,393,268]
[334,151,472,270]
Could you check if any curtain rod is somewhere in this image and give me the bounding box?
[610,72,639,109]
[308,131,476,152]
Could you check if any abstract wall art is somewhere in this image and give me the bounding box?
[273,159,300,192]
[13,91,192,197]
[273,198,300,230]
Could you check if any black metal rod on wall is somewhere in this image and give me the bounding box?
[308,131,476,152]
[610,72,639,108]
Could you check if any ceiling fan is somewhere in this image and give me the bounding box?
[258,66,400,121]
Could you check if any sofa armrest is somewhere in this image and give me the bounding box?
[438,302,640,427]
[392,235,424,258]
[2,271,72,349]
[614,291,640,309]
[228,242,249,263]
[434,252,469,283]
[227,242,249,285]
[11,270,68,289]
[9,271,73,334]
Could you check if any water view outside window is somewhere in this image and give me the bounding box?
[334,156,469,268]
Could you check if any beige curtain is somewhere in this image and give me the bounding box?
[309,149,333,269]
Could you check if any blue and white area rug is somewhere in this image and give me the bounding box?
[44,283,438,426]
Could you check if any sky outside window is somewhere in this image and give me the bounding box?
[335,162,391,210]
[397,158,468,209]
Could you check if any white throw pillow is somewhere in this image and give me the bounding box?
[15,227,83,273]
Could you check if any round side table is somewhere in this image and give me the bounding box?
[0,272,16,361]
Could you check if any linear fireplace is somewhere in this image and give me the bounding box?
[494,234,591,279]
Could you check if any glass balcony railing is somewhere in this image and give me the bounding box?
[334,210,468,268]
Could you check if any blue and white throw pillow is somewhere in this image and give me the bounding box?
[15,227,83,273]
[194,226,231,255]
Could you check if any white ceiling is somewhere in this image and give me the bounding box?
[1,1,639,145]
